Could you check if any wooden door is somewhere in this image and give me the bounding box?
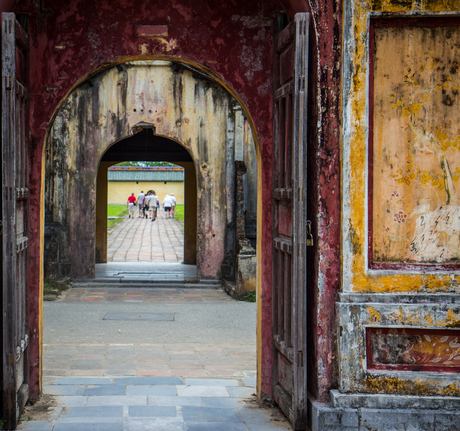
[272,13,309,430]
[1,12,30,430]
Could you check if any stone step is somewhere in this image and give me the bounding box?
[71,278,222,289]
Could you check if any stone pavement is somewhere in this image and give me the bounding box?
[107,209,183,263]
[18,376,290,431]
[15,287,292,430]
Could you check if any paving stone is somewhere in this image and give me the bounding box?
[54,396,88,407]
[61,406,123,417]
[84,385,126,396]
[238,407,276,422]
[246,421,292,430]
[114,376,183,385]
[128,418,187,431]
[126,385,178,396]
[16,421,53,431]
[148,395,203,407]
[177,385,229,398]
[201,397,244,408]
[129,405,177,417]
[43,385,85,396]
[228,386,256,398]
[185,378,240,386]
[182,406,244,422]
[85,395,147,406]
[53,423,123,431]
[185,422,248,431]
[242,378,256,387]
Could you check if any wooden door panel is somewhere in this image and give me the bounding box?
[272,13,309,430]
[2,12,30,430]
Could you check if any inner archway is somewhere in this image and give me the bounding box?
[95,129,197,267]
[44,59,257,282]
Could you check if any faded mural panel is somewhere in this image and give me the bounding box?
[372,23,460,265]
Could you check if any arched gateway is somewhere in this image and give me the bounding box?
[44,59,257,281]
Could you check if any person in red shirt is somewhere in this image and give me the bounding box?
[127,193,137,218]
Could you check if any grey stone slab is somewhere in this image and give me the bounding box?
[69,364,104,370]
[128,418,187,431]
[55,417,122,424]
[359,409,435,431]
[202,397,244,408]
[61,406,123,417]
[52,377,113,385]
[43,385,85,396]
[54,396,88,407]
[126,385,177,396]
[16,421,53,431]
[182,406,243,423]
[85,395,147,406]
[169,355,198,360]
[148,395,203,407]
[185,422,248,431]
[177,385,229,398]
[331,390,460,410]
[246,421,292,431]
[53,423,123,431]
[103,312,175,321]
[185,378,239,386]
[242,378,256,387]
[227,386,255,398]
[238,407,275,422]
[129,405,177,417]
[435,412,460,431]
[114,377,183,386]
[84,385,126,396]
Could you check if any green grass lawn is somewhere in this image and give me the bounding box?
[173,204,184,223]
[107,204,129,229]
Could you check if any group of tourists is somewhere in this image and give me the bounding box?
[127,191,176,222]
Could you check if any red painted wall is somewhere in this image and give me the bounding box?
[2,0,342,404]
[6,0,280,399]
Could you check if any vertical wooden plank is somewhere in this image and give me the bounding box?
[2,12,19,430]
[272,12,309,430]
[2,12,30,429]
[292,14,309,429]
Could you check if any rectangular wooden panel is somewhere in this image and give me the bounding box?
[369,18,460,270]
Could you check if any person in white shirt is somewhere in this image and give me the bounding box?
[149,191,159,221]
[137,191,145,218]
[163,194,173,219]
[170,193,177,218]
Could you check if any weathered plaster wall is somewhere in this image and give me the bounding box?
[45,61,237,279]
[341,0,460,397]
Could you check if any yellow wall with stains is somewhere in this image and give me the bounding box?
[108,181,184,205]
[343,0,460,293]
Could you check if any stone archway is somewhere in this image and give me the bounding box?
[94,131,198,266]
[44,59,257,281]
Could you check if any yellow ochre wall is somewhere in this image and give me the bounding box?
[108,181,184,205]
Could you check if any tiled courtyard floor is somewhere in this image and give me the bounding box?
[107,209,184,263]
[15,286,292,430]
[56,288,234,303]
